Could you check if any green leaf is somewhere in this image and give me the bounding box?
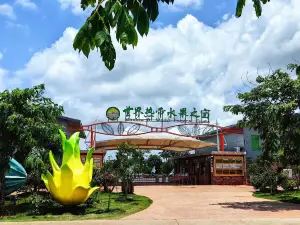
[90,38,96,50]
[141,0,159,22]
[235,0,246,18]
[95,30,108,47]
[106,0,121,15]
[130,0,149,36]
[120,32,129,50]
[137,8,149,36]
[81,0,97,10]
[128,28,138,46]
[73,23,88,51]
[252,0,262,17]
[115,5,138,48]
[106,0,122,27]
[100,38,116,70]
[287,63,300,76]
[82,40,91,58]
[296,66,300,76]
[147,0,159,22]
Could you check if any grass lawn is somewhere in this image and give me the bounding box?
[0,191,152,222]
[253,190,300,204]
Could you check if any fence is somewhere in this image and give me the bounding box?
[118,176,171,185]
[117,175,196,185]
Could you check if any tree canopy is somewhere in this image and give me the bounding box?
[0,84,64,210]
[147,154,162,173]
[224,64,300,165]
[74,0,272,71]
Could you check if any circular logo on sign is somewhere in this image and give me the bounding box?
[106,107,120,121]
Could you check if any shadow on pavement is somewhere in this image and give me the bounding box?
[211,201,300,212]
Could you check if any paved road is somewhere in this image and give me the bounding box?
[4,185,300,225]
[123,185,300,220]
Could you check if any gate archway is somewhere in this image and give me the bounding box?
[68,121,243,166]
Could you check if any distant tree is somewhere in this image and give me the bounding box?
[161,159,174,175]
[0,84,63,214]
[74,0,272,71]
[159,151,172,162]
[114,143,146,197]
[147,154,162,174]
[95,159,118,211]
[131,149,150,175]
[24,149,48,193]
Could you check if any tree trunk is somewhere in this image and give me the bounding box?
[0,170,6,215]
[107,185,115,211]
[125,179,128,198]
[104,182,108,192]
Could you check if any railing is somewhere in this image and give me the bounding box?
[170,175,197,185]
[117,175,197,185]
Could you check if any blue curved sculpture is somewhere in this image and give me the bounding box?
[5,158,27,196]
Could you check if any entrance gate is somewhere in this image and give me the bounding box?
[66,107,244,184]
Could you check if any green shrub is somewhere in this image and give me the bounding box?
[248,161,282,193]
[282,179,297,191]
[27,193,58,215]
[85,190,101,207]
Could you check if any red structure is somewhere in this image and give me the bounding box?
[68,121,243,150]
[174,151,246,185]
[67,121,244,169]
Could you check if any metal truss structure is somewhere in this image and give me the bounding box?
[68,121,244,152]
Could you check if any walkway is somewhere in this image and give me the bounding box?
[123,185,300,220]
[4,185,300,225]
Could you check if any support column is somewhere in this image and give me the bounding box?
[100,154,104,167]
[219,133,225,151]
[90,130,94,148]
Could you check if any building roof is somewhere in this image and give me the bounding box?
[95,132,217,152]
[57,115,82,123]
[57,115,86,138]
[197,124,242,137]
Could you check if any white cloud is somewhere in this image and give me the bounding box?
[222,13,230,21]
[5,21,30,36]
[0,68,21,92]
[58,0,81,14]
[0,52,3,61]
[0,4,16,20]
[166,0,203,11]
[0,69,7,91]
[58,0,94,15]
[15,0,300,134]
[173,0,203,8]
[15,0,37,10]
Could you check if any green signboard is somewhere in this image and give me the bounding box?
[251,135,260,151]
[111,106,211,123]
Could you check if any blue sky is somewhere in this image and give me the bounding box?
[0,0,236,72]
[1,0,300,156]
